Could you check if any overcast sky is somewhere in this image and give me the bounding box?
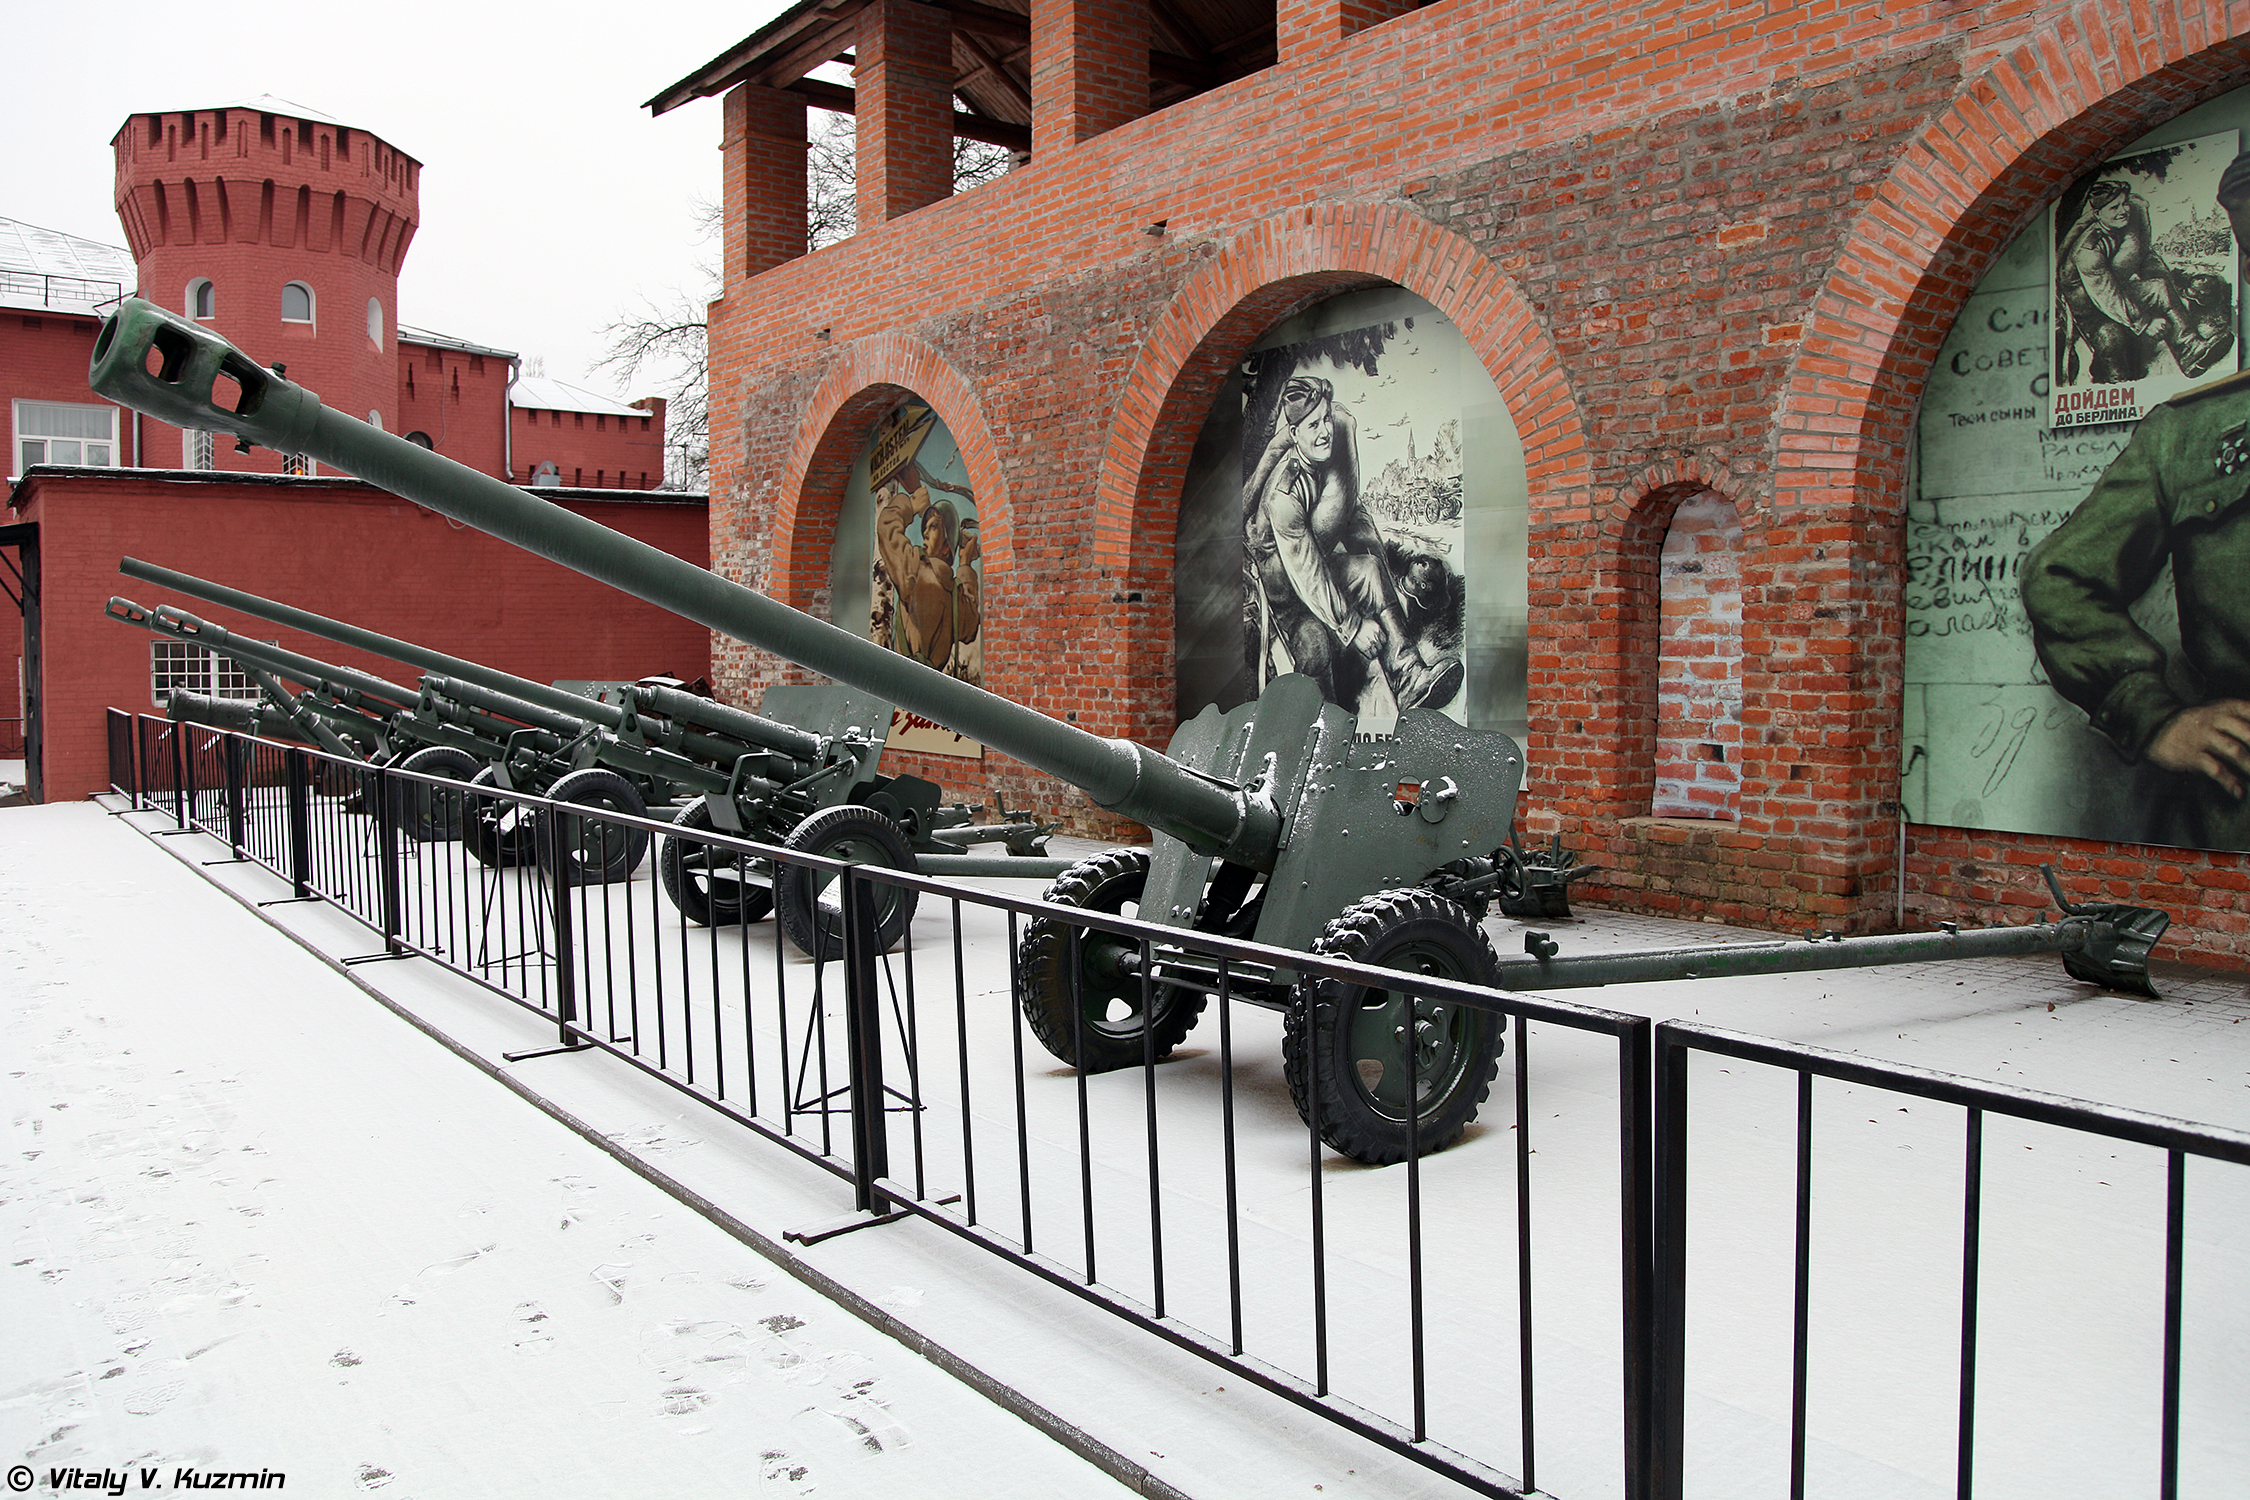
[5,0,791,398]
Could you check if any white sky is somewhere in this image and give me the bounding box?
[3,0,789,397]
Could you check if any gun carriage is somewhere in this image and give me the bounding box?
[91,298,2174,1164]
[111,556,1067,956]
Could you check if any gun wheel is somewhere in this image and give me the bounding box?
[1283,888,1506,1165]
[773,804,919,960]
[659,800,774,927]
[535,767,652,886]
[1016,848,1206,1073]
[464,765,535,869]
[397,745,481,843]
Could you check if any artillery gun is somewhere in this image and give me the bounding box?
[106,595,655,866]
[114,557,1068,955]
[91,298,2174,1164]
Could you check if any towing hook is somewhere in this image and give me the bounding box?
[2041,863,2101,916]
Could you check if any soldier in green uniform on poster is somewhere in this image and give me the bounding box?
[2024,151,2250,848]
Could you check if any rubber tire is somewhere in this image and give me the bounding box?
[1014,848,1207,1073]
[397,745,482,843]
[463,764,535,870]
[772,804,919,960]
[534,767,652,886]
[658,800,775,927]
[1281,889,1507,1166]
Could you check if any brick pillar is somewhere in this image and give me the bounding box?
[723,84,809,283]
[1031,0,1147,155]
[856,0,954,230]
[1277,0,1415,65]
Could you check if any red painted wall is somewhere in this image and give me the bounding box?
[11,469,709,800]
[511,400,668,490]
[3,312,134,467]
[394,339,510,477]
[116,106,419,475]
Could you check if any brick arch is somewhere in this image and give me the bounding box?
[765,332,1016,627]
[1090,199,1591,753]
[1097,200,1591,558]
[1606,474,1741,814]
[1773,5,2250,508]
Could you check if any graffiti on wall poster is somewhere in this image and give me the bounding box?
[2048,131,2239,429]
[866,401,983,758]
[1906,98,2250,852]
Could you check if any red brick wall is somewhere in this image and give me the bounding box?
[700,0,2250,964]
[4,313,136,466]
[393,340,510,477]
[12,470,708,800]
[115,106,419,473]
[1654,492,1743,820]
[509,401,668,490]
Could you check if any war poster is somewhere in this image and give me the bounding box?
[2048,131,2238,430]
[863,401,983,758]
[1173,287,1529,740]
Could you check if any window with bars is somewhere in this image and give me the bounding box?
[187,429,216,470]
[150,642,264,709]
[280,452,312,476]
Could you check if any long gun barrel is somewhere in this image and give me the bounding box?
[91,300,1272,864]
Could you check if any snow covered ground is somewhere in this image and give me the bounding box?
[7,796,2248,1499]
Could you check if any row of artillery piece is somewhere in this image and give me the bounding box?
[108,557,1066,962]
[90,297,2177,1166]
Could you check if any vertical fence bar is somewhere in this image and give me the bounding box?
[1219,959,1243,1357]
[1517,1018,1538,1496]
[1308,988,1330,1396]
[1141,936,1166,1320]
[374,766,404,955]
[1789,1069,1814,1500]
[843,870,891,1216]
[1650,1025,1688,1500]
[2159,1147,2185,1500]
[1956,1106,1983,1500]
[223,734,248,856]
[1407,992,1426,1443]
[953,900,978,1227]
[171,721,189,829]
[545,804,580,1047]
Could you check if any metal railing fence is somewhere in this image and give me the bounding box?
[1653,1023,2250,1500]
[99,713,2250,1499]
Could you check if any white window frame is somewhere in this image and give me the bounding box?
[188,277,215,319]
[13,399,118,477]
[150,641,267,709]
[281,280,315,324]
[186,429,216,470]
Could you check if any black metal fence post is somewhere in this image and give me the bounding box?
[372,764,404,956]
[1649,1022,1688,1500]
[843,870,891,1215]
[284,747,313,898]
[170,720,188,829]
[544,801,579,1041]
[222,733,248,856]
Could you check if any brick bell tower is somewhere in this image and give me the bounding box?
[112,97,421,473]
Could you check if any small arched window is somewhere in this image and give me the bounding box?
[281,281,314,323]
[366,297,384,347]
[188,279,215,319]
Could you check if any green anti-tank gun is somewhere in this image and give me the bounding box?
[109,559,1068,955]
[90,297,2174,1165]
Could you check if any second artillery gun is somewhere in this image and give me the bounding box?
[91,298,2173,1164]
[113,556,1067,957]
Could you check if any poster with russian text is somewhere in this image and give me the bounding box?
[2048,131,2238,430]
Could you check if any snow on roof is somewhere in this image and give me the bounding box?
[0,218,134,316]
[509,374,651,420]
[396,323,517,361]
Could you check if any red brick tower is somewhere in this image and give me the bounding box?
[112,97,420,473]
